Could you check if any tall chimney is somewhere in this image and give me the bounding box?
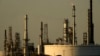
[41,21,43,45]
[23,14,29,56]
[4,30,7,56]
[88,0,94,44]
[72,4,77,45]
[40,21,44,54]
[38,21,44,55]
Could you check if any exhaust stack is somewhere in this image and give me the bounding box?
[4,30,7,56]
[38,21,44,55]
[72,4,77,45]
[88,0,94,44]
[23,14,29,56]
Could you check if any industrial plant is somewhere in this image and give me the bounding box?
[3,0,100,56]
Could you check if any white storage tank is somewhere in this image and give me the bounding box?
[44,45,100,56]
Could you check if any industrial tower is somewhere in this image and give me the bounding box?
[40,21,43,46]
[38,21,44,55]
[72,4,77,45]
[8,27,14,56]
[4,30,7,56]
[63,19,69,44]
[44,24,49,44]
[88,0,94,44]
[23,14,29,56]
[4,27,14,56]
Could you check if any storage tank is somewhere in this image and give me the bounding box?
[44,45,100,56]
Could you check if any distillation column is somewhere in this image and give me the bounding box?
[63,19,69,44]
[8,27,13,56]
[44,24,49,44]
[23,14,29,56]
[72,4,77,45]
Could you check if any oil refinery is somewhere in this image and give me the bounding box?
[3,0,100,56]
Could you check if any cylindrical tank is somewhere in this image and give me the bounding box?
[44,45,100,56]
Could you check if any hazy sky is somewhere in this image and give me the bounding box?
[0,0,100,51]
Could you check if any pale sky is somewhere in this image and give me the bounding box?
[0,0,100,51]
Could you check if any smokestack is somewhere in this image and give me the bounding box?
[39,21,43,45]
[24,14,28,40]
[72,4,77,45]
[38,21,44,55]
[90,0,93,21]
[5,30,7,41]
[41,21,43,45]
[23,14,29,56]
[4,30,7,56]
[41,22,43,42]
[88,0,94,44]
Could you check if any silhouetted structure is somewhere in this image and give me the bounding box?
[63,19,69,44]
[14,32,22,56]
[3,0,99,56]
[44,24,49,44]
[88,0,94,44]
[8,27,14,56]
[68,27,73,44]
[83,32,88,45]
[38,22,44,55]
[4,30,7,56]
[23,14,29,56]
[72,4,77,45]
